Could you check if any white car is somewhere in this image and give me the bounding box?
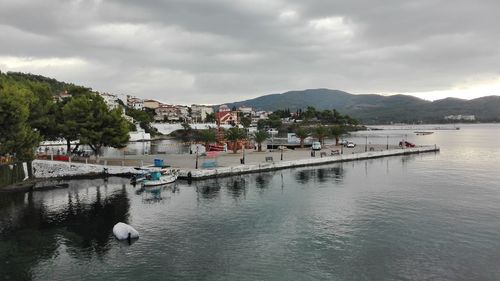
[346,142,356,148]
[311,141,322,150]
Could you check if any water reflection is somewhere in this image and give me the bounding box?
[225,177,247,199]
[0,181,131,281]
[136,184,179,204]
[195,179,221,199]
[294,165,345,184]
[255,173,273,189]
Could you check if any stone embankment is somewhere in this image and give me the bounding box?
[32,160,143,179]
[32,146,439,180]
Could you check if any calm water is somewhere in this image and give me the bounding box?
[1,124,500,281]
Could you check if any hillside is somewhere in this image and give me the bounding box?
[226,89,500,124]
[3,71,81,95]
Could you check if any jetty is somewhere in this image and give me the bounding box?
[30,145,439,181]
[178,145,439,180]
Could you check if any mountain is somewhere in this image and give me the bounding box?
[225,89,500,123]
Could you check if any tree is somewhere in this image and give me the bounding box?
[0,80,41,161]
[253,130,269,152]
[225,127,246,153]
[295,127,309,148]
[62,94,130,157]
[125,106,158,136]
[205,112,216,123]
[240,116,252,128]
[197,129,216,149]
[313,125,329,145]
[304,106,317,120]
[26,82,59,140]
[81,97,130,157]
[330,125,347,145]
[60,94,92,153]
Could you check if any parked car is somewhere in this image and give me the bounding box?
[399,141,415,148]
[340,140,348,146]
[311,141,322,150]
[346,142,356,148]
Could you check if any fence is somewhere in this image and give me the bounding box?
[0,162,31,188]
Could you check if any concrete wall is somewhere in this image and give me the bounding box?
[32,160,147,179]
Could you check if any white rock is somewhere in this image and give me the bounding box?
[113,222,139,240]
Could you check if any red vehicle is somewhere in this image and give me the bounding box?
[399,141,415,148]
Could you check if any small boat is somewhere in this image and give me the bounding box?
[414,131,434,135]
[142,171,178,187]
[131,167,152,184]
[131,174,146,184]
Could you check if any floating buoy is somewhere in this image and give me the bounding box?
[113,222,139,241]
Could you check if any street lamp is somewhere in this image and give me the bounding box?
[242,141,246,164]
[365,135,368,152]
[195,145,199,169]
[386,135,389,150]
[271,131,274,152]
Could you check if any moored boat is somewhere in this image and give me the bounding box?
[414,131,434,135]
[142,171,178,187]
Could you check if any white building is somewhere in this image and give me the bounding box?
[155,104,180,121]
[191,104,214,122]
[100,93,120,110]
[218,104,231,112]
[238,106,253,116]
[444,114,476,121]
[126,95,144,110]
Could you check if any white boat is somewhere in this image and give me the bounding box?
[142,175,177,186]
[142,171,178,187]
[414,131,434,135]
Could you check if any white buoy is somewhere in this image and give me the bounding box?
[113,222,139,240]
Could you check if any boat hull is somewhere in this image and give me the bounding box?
[142,175,177,187]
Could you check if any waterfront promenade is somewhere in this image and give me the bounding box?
[31,144,439,180]
[106,144,401,169]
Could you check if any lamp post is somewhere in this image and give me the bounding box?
[280,147,283,161]
[195,145,199,169]
[271,131,274,152]
[242,141,246,164]
[365,135,368,152]
[386,135,389,150]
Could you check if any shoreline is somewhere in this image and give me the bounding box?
[27,145,439,183]
[178,146,439,180]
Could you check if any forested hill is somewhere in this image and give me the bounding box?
[2,71,87,95]
[225,88,500,123]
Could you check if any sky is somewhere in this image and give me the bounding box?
[1,0,500,105]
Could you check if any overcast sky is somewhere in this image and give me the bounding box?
[1,0,500,104]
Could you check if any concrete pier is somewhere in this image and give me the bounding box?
[32,145,439,180]
[178,145,439,180]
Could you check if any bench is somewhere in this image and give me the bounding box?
[265,156,273,162]
[331,150,340,155]
[201,160,217,169]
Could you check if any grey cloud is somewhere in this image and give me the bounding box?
[1,0,499,103]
